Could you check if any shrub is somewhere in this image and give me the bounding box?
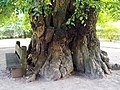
[97,21,120,41]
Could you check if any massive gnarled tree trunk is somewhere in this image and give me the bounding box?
[27,0,111,81]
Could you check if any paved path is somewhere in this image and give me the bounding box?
[100,41,120,49]
[0,38,30,48]
[0,39,120,49]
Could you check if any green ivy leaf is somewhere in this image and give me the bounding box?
[71,22,75,26]
[81,20,84,24]
[66,19,71,25]
[80,17,83,21]
[84,23,86,27]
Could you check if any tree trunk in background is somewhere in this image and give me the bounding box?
[27,0,111,81]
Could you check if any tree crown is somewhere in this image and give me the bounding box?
[0,0,119,27]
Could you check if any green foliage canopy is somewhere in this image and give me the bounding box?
[0,0,33,26]
[0,0,120,28]
[66,0,120,26]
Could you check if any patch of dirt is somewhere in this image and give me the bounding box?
[0,40,120,90]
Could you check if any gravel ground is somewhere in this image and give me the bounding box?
[0,39,120,90]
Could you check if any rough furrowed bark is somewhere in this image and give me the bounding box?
[40,32,73,80]
[27,29,74,81]
[71,33,111,79]
[73,10,110,78]
[85,10,111,78]
[26,0,74,82]
[26,0,113,81]
[69,7,111,78]
[86,32,110,78]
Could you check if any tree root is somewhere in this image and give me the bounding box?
[26,74,36,82]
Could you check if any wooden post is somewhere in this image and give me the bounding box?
[16,41,20,47]
[21,46,27,75]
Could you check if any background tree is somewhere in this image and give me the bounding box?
[96,2,120,41]
[0,0,32,38]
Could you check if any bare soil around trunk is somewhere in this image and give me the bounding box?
[0,39,120,90]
